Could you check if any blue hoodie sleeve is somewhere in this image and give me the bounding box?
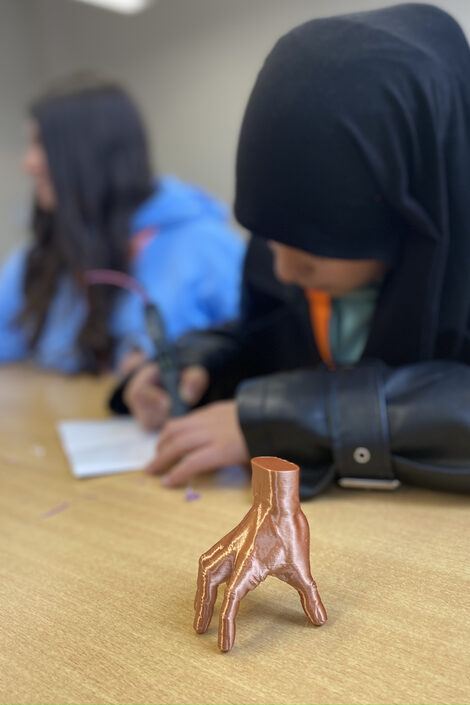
[109,226,245,368]
[135,220,245,345]
[110,176,246,366]
[189,221,245,326]
[0,248,28,362]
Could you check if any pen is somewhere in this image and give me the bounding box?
[144,301,188,417]
[83,269,188,417]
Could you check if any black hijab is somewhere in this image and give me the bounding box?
[235,4,470,365]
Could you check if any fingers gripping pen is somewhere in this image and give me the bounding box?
[83,269,188,417]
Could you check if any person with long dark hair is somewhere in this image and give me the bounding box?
[0,74,244,373]
[112,4,470,497]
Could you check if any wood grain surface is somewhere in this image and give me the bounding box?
[0,365,469,705]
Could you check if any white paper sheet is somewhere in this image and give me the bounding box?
[57,418,159,479]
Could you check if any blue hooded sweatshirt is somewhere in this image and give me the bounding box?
[0,175,245,372]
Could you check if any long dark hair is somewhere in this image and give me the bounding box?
[20,74,154,372]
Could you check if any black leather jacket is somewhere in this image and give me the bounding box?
[110,238,470,497]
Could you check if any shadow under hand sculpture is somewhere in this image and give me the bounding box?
[194,456,327,652]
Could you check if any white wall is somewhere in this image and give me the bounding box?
[1,0,470,257]
[0,0,38,259]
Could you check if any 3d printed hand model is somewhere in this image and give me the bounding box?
[194,456,327,652]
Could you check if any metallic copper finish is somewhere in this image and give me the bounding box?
[194,456,327,652]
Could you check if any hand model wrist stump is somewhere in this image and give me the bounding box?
[194,456,327,652]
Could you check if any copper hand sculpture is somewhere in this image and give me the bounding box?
[194,456,327,651]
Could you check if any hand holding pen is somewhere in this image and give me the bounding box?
[83,269,198,420]
[123,361,209,429]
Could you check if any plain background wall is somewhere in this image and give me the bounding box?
[1,0,470,259]
[0,0,38,259]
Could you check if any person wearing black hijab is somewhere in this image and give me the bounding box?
[111,3,470,497]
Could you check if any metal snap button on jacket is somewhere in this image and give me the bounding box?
[353,447,371,464]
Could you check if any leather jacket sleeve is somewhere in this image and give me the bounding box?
[237,359,470,497]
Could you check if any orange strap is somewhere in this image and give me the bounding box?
[306,289,335,369]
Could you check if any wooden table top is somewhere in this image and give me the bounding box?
[0,365,469,705]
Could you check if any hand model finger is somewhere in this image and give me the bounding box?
[297,578,327,626]
[194,546,234,635]
[218,569,260,652]
[281,567,327,626]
